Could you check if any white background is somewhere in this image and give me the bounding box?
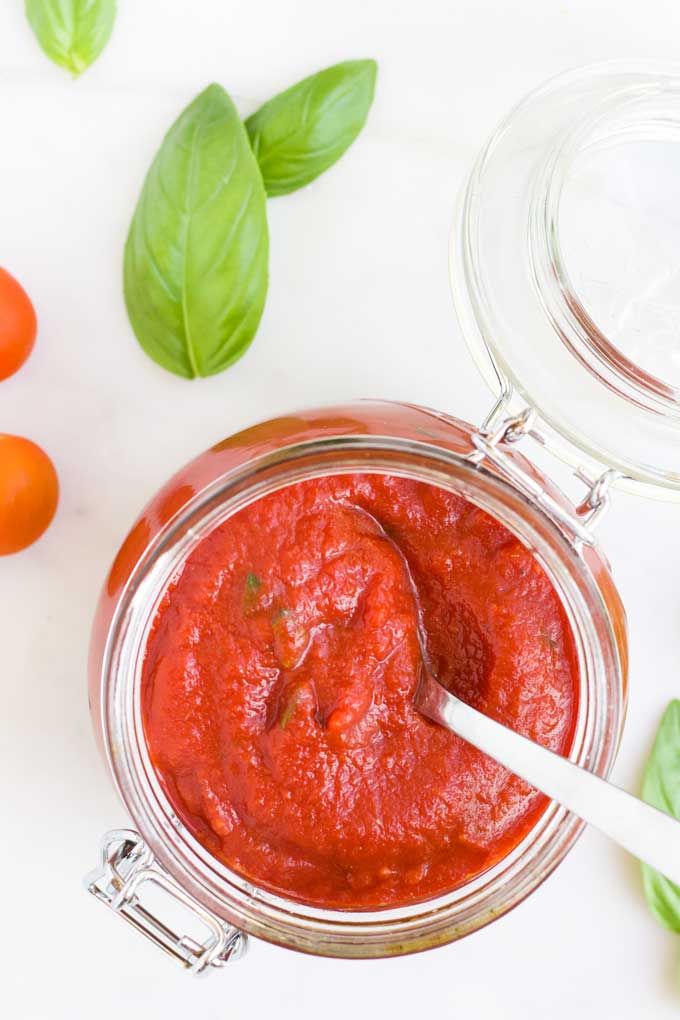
[2,1,680,1016]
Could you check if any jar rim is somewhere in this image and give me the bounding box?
[100,432,624,957]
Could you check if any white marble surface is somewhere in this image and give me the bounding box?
[2,1,680,1016]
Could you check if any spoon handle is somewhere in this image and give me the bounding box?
[419,683,680,886]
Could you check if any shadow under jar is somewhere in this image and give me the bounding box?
[88,59,680,971]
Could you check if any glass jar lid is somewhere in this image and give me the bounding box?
[451,60,680,499]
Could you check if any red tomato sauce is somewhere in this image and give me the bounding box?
[142,475,578,909]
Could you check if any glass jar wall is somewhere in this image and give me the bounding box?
[88,401,627,958]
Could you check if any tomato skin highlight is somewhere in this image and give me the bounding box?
[0,268,37,381]
[0,435,59,554]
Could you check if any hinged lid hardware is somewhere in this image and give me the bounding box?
[86,829,247,975]
[574,467,620,529]
[483,404,537,448]
[469,401,615,546]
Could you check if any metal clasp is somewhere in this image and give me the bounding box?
[86,830,247,975]
[482,405,537,449]
[574,467,619,529]
[469,399,618,545]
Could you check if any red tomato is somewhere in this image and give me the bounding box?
[0,435,59,554]
[0,268,37,381]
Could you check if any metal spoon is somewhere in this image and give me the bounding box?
[415,671,680,884]
[364,510,680,887]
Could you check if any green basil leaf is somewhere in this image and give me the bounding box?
[641,700,680,932]
[245,59,377,197]
[243,573,263,614]
[25,0,116,77]
[245,572,262,592]
[279,686,300,730]
[641,865,680,934]
[124,84,269,379]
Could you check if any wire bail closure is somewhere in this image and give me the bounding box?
[470,397,616,543]
[86,829,247,975]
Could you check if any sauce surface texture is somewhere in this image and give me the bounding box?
[142,476,578,908]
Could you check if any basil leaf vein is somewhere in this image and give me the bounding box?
[25,0,116,76]
[124,83,269,379]
[246,59,377,197]
[641,700,680,932]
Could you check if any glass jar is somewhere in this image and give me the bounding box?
[87,401,626,968]
[451,59,680,496]
[88,60,680,971]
